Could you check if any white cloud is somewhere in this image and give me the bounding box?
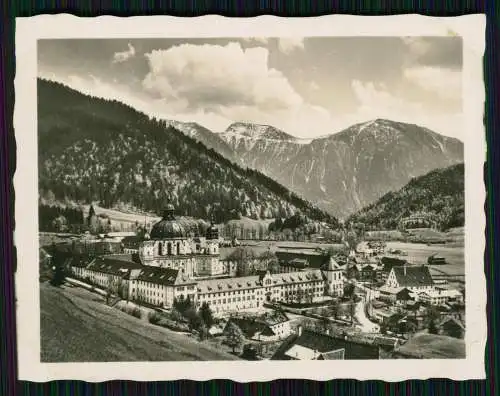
[278,37,305,54]
[310,81,320,91]
[348,79,463,140]
[403,66,461,100]
[112,43,136,63]
[143,42,303,111]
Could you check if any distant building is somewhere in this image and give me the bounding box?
[377,286,415,305]
[378,256,408,282]
[417,286,463,306]
[417,289,449,306]
[347,264,376,282]
[272,327,380,360]
[223,311,292,342]
[428,254,446,265]
[385,265,434,292]
[121,235,142,254]
[71,254,142,291]
[275,251,330,272]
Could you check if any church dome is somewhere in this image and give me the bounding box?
[150,205,187,239]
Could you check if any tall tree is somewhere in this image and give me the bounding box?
[225,322,245,354]
[199,302,214,328]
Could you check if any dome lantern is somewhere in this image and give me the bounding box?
[150,204,188,239]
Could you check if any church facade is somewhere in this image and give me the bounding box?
[138,205,223,277]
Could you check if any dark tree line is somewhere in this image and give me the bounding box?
[39,204,85,232]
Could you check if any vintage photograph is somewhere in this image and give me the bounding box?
[37,34,467,362]
[15,15,486,381]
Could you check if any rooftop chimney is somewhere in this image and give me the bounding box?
[297,325,303,336]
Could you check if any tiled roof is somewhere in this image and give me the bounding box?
[270,269,324,286]
[67,255,95,268]
[196,275,262,294]
[259,311,290,326]
[285,329,380,360]
[284,344,319,360]
[381,257,408,272]
[132,266,193,286]
[393,265,434,287]
[87,256,142,275]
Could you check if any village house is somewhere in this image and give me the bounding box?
[272,327,380,360]
[223,311,292,342]
[385,264,434,292]
[378,257,408,283]
[372,308,397,324]
[347,263,377,282]
[417,289,449,306]
[377,285,415,305]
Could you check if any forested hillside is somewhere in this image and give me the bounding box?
[348,164,464,231]
[38,79,337,225]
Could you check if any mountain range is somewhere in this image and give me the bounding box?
[38,77,465,224]
[182,119,464,218]
[37,79,336,225]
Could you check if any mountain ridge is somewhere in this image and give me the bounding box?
[217,118,464,218]
[347,163,465,231]
[37,78,337,225]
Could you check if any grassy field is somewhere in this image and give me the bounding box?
[394,333,466,359]
[40,282,240,362]
[366,227,464,245]
[386,241,465,276]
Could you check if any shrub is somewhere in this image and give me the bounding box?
[131,307,142,319]
[120,304,142,319]
[148,311,161,325]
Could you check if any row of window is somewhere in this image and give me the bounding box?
[203,295,259,306]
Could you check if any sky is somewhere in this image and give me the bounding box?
[38,36,463,140]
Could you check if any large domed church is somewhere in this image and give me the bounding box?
[139,205,223,277]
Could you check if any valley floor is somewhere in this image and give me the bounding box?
[40,282,240,362]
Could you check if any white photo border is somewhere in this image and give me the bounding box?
[14,14,486,382]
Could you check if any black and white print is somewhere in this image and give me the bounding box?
[15,15,486,381]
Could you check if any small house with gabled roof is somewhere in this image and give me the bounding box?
[385,264,434,292]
